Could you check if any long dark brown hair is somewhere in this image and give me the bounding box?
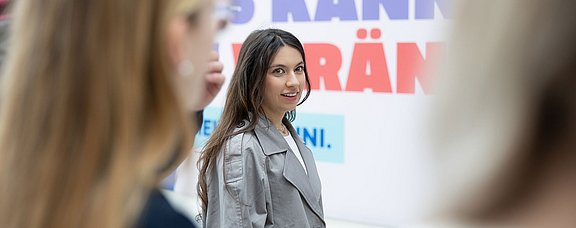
[197,28,311,214]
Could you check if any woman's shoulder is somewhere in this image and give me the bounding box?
[219,120,265,177]
[223,120,261,155]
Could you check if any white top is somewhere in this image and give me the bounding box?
[284,132,308,175]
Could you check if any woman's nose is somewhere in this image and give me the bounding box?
[286,71,300,87]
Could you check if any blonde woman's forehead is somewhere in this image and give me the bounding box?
[173,0,210,14]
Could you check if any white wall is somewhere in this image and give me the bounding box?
[176,0,451,226]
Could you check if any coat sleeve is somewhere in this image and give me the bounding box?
[204,133,271,228]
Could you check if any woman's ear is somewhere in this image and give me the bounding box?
[166,17,187,67]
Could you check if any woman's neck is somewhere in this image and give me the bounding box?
[262,109,285,129]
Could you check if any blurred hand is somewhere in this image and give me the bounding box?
[193,50,225,111]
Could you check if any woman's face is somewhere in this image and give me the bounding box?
[262,46,306,117]
[171,0,219,111]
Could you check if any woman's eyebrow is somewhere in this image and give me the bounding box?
[269,64,287,68]
[269,61,304,68]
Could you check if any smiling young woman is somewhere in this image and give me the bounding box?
[197,28,325,228]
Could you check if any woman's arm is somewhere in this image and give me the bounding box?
[206,133,271,227]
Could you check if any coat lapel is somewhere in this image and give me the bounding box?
[253,117,324,220]
[284,120,322,200]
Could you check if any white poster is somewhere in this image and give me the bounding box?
[175,0,451,226]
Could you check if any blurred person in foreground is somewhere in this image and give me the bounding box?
[428,0,576,227]
[0,0,225,227]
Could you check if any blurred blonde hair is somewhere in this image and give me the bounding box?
[433,0,576,221]
[0,0,204,227]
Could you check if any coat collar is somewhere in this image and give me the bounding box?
[253,116,324,221]
[253,116,288,156]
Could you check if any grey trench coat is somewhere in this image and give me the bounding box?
[203,117,325,228]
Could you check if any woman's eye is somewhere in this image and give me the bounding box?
[273,68,285,74]
[295,66,304,73]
